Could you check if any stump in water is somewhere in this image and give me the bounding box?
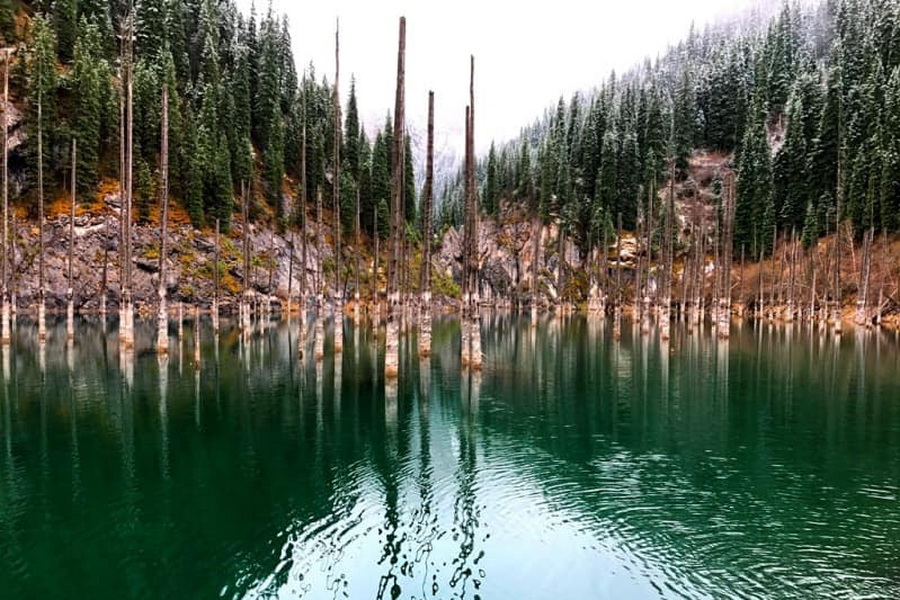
[314,315,325,362]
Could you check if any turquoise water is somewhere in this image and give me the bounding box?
[1,315,899,599]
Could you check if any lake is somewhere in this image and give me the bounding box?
[1,315,899,599]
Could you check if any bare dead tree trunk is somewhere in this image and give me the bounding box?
[855,226,873,327]
[1,49,9,345]
[787,227,797,323]
[717,172,734,338]
[641,180,655,334]
[385,16,406,380]
[461,108,472,364]
[833,213,842,334]
[300,70,308,315]
[372,206,379,314]
[157,85,169,354]
[287,229,294,316]
[119,13,134,350]
[101,210,108,319]
[634,186,645,324]
[613,212,622,341]
[67,139,77,341]
[876,232,887,326]
[241,181,251,336]
[531,199,540,327]
[333,19,344,354]
[316,185,323,307]
[37,55,46,342]
[354,187,360,324]
[419,90,435,358]
[213,219,220,333]
[660,159,675,341]
[465,56,482,370]
[122,14,135,349]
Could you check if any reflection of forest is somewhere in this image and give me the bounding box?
[1,316,899,599]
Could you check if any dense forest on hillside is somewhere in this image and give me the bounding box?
[445,0,900,261]
[3,0,416,235]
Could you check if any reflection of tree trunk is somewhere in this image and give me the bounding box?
[451,370,482,595]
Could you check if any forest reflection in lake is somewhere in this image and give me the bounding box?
[1,314,899,599]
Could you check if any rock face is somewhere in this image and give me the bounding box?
[7,193,330,313]
[437,211,586,308]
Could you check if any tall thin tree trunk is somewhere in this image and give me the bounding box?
[530,206,540,327]
[37,58,46,342]
[300,71,308,312]
[385,16,406,380]
[287,229,294,316]
[316,185,323,306]
[333,19,343,354]
[213,219,220,333]
[419,90,434,358]
[613,212,622,341]
[67,139,77,341]
[120,15,135,350]
[1,49,9,345]
[241,181,251,336]
[157,86,169,353]
[372,206,379,314]
[469,57,483,369]
[354,187,360,324]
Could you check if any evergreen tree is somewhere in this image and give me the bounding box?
[0,0,15,42]
[71,17,108,196]
[54,0,79,63]
[25,14,59,201]
[264,107,285,218]
[735,104,775,256]
[484,142,499,215]
[343,77,361,180]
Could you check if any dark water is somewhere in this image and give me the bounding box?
[1,315,900,600]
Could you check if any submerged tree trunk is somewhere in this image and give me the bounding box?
[385,16,406,380]
[419,90,435,358]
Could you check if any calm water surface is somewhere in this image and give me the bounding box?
[1,315,900,599]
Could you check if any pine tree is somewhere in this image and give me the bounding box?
[343,77,361,179]
[404,132,416,224]
[735,104,774,256]
[25,14,58,201]
[55,0,79,63]
[264,106,285,217]
[482,142,497,215]
[136,0,168,60]
[71,17,108,196]
[0,0,15,42]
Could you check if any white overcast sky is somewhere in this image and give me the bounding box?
[235,0,768,153]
